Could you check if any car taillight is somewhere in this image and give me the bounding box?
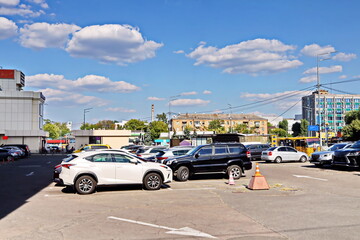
[246,151,251,158]
[62,164,75,169]
[54,164,61,169]
[157,157,168,160]
[268,152,272,156]
[137,154,142,157]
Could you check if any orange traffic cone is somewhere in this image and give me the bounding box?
[248,163,270,190]
[227,172,235,185]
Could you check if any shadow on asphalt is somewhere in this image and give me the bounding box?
[0,154,65,219]
[58,182,172,194]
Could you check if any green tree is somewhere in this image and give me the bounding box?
[208,120,226,133]
[123,119,147,131]
[292,122,301,137]
[156,113,168,123]
[278,119,288,132]
[192,129,198,138]
[269,128,288,137]
[93,120,116,129]
[234,123,248,133]
[343,119,360,140]
[300,119,309,137]
[54,122,71,136]
[183,126,192,140]
[148,121,168,141]
[43,123,60,139]
[343,109,360,140]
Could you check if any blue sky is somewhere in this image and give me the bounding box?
[1,0,360,129]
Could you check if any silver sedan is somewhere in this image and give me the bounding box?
[261,146,308,163]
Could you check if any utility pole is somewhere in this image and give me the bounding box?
[228,104,233,133]
[316,51,336,149]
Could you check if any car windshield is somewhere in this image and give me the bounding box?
[329,144,346,151]
[350,141,360,149]
[187,145,202,155]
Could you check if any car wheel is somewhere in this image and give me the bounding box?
[75,175,96,194]
[7,156,14,162]
[299,156,307,163]
[275,156,282,163]
[176,166,190,181]
[227,165,242,180]
[143,172,162,190]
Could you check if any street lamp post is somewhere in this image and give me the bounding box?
[83,108,92,129]
[228,104,233,133]
[168,95,180,142]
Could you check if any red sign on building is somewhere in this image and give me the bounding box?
[0,70,15,79]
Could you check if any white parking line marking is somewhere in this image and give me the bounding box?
[26,172,34,176]
[108,216,217,238]
[293,175,328,181]
[174,187,216,191]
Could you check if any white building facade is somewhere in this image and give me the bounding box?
[0,69,48,153]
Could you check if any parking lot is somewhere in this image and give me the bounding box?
[1,154,360,240]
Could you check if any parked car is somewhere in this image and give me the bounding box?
[56,150,172,194]
[153,146,194,163]
[73,144,111,153]
[120,145,143,154]
[244,143,271,160]
[261,146,308,163]
[1,146,25,159]
[332,141,360,168]
[163,143,252,181]
[310,143,352,167]
[0,148,15,162]
[1,144,31,157]
[136,146,168,159]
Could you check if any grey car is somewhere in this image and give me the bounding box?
[310,143,352,167]
[261,146,308,163]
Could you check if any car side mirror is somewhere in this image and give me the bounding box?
[195,153,200,159]
[130,159,138,164]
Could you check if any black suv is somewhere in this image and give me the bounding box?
[244,143,271,160]
[163,143,252,181]
[332,141,360,168]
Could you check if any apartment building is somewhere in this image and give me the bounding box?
[171,113,268,135]
[302,90,360,134]
[0,69,48,152]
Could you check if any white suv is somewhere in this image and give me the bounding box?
[58,150,172,194]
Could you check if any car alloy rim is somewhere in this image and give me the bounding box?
[231,168,240,178]
[181,169,189,179]
[79,178,93,192]
[147,175,160,188]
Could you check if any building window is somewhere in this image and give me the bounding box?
[345,98,351,103]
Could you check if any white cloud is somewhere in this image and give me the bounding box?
[26,73,140,93]
[339,75,347,79]
[303,65,342,75]
[147,96,165,101]
[0,17,18,39]
[203,90,212,95]
[170,98,210,106]
[0,4,44,17]
[19,22,80,49]
[240,90,310,111]
[333,52,357,62]
[173,50,184,54]
[66,24,163,65]
[187,38,302,75]
[299,75,317,83]
[40,88,108,107]
[27,0,48,9]
[300,44,336,57]
[105,107,136,113]
[181,91,197,96]
[0,0,19,6]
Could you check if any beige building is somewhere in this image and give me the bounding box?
[0,69,48,153]
[72,129,132,149]
[171,113,268,135]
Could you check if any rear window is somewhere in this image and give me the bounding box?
[136,148,147,154]
[267,147,277,151]
[63,155,78,162]
[92,145,109,149]
[228,145,245,154]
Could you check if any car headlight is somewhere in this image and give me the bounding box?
[348,151,360,156]
[166,160,175,165]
